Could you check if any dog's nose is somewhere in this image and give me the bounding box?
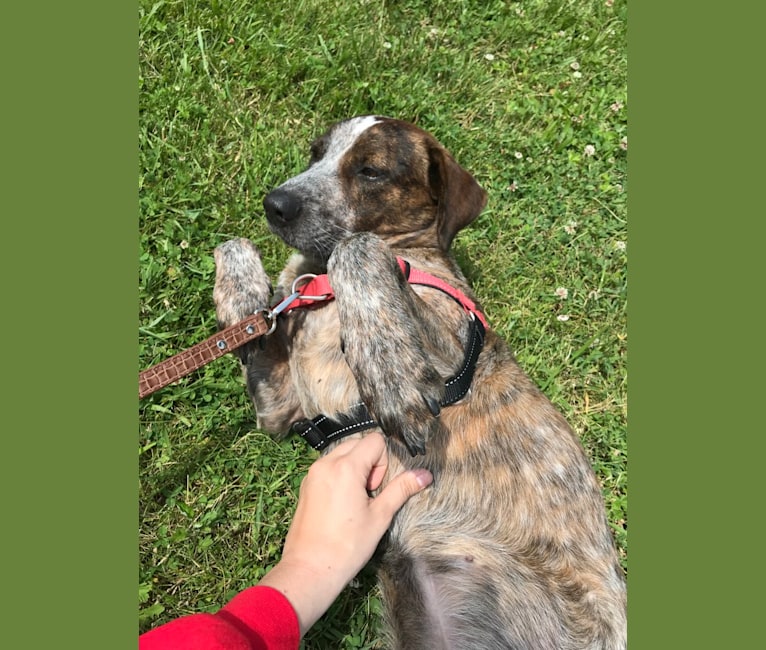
[263,188,301,224]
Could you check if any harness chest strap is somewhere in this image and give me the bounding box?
[284,258,488,452]
[291,308,486,452]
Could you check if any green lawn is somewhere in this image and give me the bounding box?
[139,0,627,646]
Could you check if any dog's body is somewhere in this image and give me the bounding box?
[214,116,627,649]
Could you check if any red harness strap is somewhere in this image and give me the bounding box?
[398,259,489,329]
[279,258,489,329]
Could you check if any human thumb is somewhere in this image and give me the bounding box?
[372,469,433,523]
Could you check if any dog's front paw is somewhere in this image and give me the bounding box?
[359,363,447,457]
[375,390,446,457]
[213,238,272,328]
[329,233,451,456]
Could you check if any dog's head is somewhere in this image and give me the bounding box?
[263,116,487,261]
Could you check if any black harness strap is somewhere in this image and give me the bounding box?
[291,315,486,451]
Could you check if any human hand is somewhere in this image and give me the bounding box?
[258,432,433,636]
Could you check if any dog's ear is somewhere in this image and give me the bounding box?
[428,144,487,250]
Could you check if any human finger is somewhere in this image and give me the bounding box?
[334,432,389,486]
[371,468,433,523]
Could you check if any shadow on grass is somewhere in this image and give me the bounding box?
[303,563,385,650]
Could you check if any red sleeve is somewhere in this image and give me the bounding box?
[139,585,300,650]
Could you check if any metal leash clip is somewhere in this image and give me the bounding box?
[258,289,302,336]
[257,273,332,336]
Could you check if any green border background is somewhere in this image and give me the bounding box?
[629,3,764,648]
[2,3,136,649]
[3,2,763,648]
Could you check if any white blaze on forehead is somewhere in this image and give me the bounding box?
[306,115,382,176]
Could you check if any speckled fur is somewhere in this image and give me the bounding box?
[213,117,627,649]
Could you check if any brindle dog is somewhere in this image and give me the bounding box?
[213,116,627,649]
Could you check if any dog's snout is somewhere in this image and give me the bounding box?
[263,188,300,224]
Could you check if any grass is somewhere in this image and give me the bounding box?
[139,0,627,646]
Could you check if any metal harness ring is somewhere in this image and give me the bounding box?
[290,273,329,302]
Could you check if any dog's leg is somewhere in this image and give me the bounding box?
[327,233,464,456]
[213,238,304,433]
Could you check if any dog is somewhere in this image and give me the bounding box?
[213,116,627,649]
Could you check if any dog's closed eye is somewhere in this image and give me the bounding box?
[358,165,385,181]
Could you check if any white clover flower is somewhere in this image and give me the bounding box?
[555,287,569,299]
[584,144,596,157]
[383,41,392,49]
[572,71,582,79]
[564,220,578,235]
[514,151,523,159]
[484,53,495,61]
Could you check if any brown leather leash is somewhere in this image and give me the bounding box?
[139,312,272,399]
[138,273,319,400]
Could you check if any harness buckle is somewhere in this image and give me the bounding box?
[290,418,329,451]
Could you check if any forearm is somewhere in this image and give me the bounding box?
[257,557,351,637]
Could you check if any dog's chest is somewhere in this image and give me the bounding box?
[286,303,361,418]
